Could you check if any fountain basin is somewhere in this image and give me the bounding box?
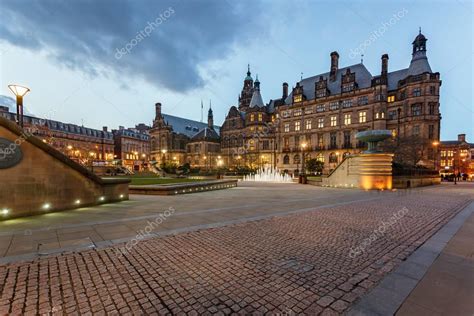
[356,130,392,153]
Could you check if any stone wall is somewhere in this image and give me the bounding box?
[393,176,441,189]
[0,117,129,220]
[322,153,393,190]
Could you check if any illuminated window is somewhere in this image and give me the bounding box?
[440,160,446,166]
[344,114,351,125]
[305,120,312,130]
[250,126,255,131]
[391,129,397,137]
[330,116,337,127]
[317,104,326,112]
[359,111,367,123]
[440,150,446,157]
[250,114,255,121]
[294,94,303,103]
[387,95,395,103]
[295,121,301,131]
[258,113,263,121]
[318,118,324,128]
[284,123,290,133]
[293,109,302,116]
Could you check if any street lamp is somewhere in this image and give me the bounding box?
[8,84,30,128]
[301,142,308,179]
[161,149,167,164]
[432,141,439,170]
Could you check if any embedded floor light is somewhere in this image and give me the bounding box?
[8,84,30,128]
[99,196,105,201]
[1,209,10,216]
[42,203,51,210]
[75,200,81,205]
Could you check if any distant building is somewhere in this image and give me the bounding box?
[439,134,474,176]
[186,106,220,169]
[112,126,151,171]
[149,102,220,167]
[0,106,114,164]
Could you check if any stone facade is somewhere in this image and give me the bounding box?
[112,126,151,172]
[439,134,474,176]
[220,31,441,173]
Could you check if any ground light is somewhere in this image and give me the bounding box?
[1,209,10,216]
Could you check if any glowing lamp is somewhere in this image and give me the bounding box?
[8,84,30,128]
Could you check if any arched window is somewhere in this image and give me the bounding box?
[329,152,338,163]
[283,155,290,165]
[293,154,301,164]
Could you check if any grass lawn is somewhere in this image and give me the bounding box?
[104,175,208,185]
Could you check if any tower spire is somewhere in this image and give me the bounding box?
[200,99,203,122]
[207,100,214,129]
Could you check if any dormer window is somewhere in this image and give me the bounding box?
[342,83,354,92]
[293,94,303,103]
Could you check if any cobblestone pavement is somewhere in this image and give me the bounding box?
[0,186,471,315]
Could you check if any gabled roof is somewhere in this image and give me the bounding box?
[190,127,220,142]
[284,63,373,104]
[162,114,220,138]
[249,89,265,108]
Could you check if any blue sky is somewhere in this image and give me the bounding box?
[0,0,472,140]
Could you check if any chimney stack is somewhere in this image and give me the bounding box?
[155,102,162,119]
[381,54,389,76]
[102,126,108,132]
[458,134,466,142]
[282,82,288,99]
[330,51,339,81]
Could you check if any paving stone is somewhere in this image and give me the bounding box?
[0,188,469,314]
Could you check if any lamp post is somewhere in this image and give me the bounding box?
[301,142,308,175]
[161,149,167,165]
[453,149,457,185]
[8,84,30,128]
[432,141,439,171]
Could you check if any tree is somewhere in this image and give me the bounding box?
[306,158,324,174]
[381,135,430,167]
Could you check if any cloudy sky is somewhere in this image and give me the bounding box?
[0,0,472,140]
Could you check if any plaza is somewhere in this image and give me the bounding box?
[0,182,473,314]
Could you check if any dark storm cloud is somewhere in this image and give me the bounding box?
[0,0,263,92]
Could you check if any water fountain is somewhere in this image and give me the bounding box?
[242,166,293,183]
